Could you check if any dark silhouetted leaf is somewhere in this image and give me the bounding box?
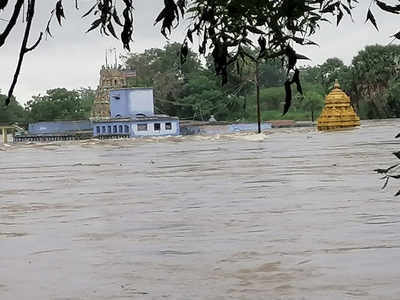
[120,2,134,51]
[107,22,118,39]
[82,2,97,18]
[291,69,303,94]
[291,36,305,44]
[155,0,179,38]
[393,151,400,160]
[187,30,193,43]
[177,0,186,16]
[374,163,400,174]
[395,189,400,196]
[337,8,343,25]
[247,26,264,35]
[55,0,65,26]
[321,2,337,13]
[0,0,8,10]
[382,176,389,189]
[283,80,292,115]
[45,10,55,37]
[341,3,352,16]
[112,9,123,26]
[285,45,297,72]
[376,1,400,14]
[296,53,311,60]
[375,168,388,174]
[86,18,101,32]
[304,40,319,46]
[366,9,378,31]
[392,31,400,40]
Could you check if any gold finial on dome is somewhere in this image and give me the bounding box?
[334,79,340,89]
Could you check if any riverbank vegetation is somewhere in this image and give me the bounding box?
[1,43,399,126]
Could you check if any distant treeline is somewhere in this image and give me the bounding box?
[1,43,400,125]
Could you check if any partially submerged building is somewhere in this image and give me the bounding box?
[317,80,360,131]
[92,87,180,138]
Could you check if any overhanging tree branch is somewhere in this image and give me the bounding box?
[0,0,24,48]
[26,32,43,53]
[6,0,37,105]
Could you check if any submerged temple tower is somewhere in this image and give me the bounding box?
[90,66,128,119]
[317,80,360,131]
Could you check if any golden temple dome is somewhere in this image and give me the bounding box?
[317,80,360,131]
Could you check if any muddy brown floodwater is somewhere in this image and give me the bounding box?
[1,120,400,300]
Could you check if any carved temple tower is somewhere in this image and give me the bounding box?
[91,66,128,119]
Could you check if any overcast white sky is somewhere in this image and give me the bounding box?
[0,1,398,104]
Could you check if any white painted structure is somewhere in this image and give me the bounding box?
[93,87,180,138]
[93,116,180,138]
[110,88,154,118]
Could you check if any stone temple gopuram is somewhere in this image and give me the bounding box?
[91,65,136,119]
[317,80,360,131]
[91,66,127,119]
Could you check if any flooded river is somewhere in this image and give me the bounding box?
[1,120,400,299]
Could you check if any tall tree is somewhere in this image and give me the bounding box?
[351,45,400,118]
[0,93,27,124]
[123,42,202,116]
[25,88,95,122]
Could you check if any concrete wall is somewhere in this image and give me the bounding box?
[110,88,154,118]
[93,119,180,138]
[180,122,272,135]
[28,120,92,135]
[132,120,179,137]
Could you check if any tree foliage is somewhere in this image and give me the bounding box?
[351,44,400,118]
[154,0,400,113]
[25,88,95,123]
[0,93,27,124]
[2,0,400,115]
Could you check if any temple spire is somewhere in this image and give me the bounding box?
[334,79,340,89]
[317,80,360,131]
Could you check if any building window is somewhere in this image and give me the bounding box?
[113,125,117,133]
[154,123,161,131]
[119,125,123,133]
[124,125,129,133]
[96,126,100,134]
[137,123,148,131]
[165,122,172,130]
[102,126,106,133]
[108,125,112,133]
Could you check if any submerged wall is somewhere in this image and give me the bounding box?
[180,122,272,135]
[28,120,92,135]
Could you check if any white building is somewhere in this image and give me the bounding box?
[92,88,180,138]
